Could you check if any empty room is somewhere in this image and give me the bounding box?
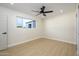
[0,3,78,56]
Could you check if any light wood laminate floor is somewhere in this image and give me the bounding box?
[0,38,77,56]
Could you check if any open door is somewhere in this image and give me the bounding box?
[0,16,8,50]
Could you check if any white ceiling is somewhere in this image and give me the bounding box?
[0,3,76,18]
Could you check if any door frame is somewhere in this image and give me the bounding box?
[0,15,8,50]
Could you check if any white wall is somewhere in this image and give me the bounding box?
[44,12,76,44]
[0,5,76,48]
[0,6,43,47]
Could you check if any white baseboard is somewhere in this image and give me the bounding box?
[8,36,76,48]
[8,36,41,47]
[44,36,76,45]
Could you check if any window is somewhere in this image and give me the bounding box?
[16,17,23,28]
[16,16,36,29]
[32,20,36,28]
[28,24,32,28]
[23,18,33,28]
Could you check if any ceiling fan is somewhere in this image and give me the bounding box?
[32,6,53,16]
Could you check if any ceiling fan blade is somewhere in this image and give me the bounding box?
[32,10,39,12]
[43,13,46,16]
[44,11,53,13]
